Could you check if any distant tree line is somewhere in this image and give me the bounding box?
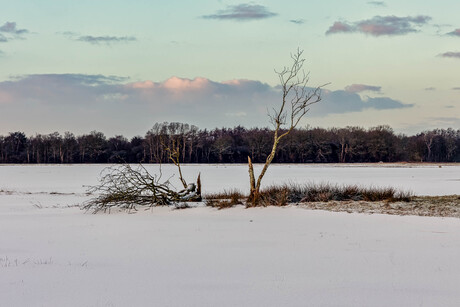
[0,122,459,164]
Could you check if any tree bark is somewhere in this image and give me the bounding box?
[248,156,256,201]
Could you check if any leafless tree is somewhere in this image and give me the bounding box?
[423,131,434,162]
[248,48,327,204]
[164,138,188,189]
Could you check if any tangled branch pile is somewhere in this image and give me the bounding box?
[83,164,201,213]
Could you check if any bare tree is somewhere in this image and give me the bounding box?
[164,137,188,189]
[423,131,434,162]
[248,48,327,204]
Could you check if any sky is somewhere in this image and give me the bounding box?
[1,0,459,137]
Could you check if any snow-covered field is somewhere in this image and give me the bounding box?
[1,164,459,306]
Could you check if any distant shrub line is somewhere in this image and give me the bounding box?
[1,122,459,164]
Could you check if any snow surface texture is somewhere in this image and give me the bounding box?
[1,164,459,306]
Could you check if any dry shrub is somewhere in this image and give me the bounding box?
[297,183,412,203]
[204,189,245,209]
[243,182,413,207]
[206,182,413,208]
[257,185,290,207]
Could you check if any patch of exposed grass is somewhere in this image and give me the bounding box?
[204,183,412,208]
[407,195,460,217]
[255,183,412,207]
[301,195,460,218]
[204,189,245,209]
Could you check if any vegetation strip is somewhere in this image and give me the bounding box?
[204,191,460,218]
[1,125,458,164]
[298,196,460,218]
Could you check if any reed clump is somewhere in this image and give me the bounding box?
[204,183,413,208]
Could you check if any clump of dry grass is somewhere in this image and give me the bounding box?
[255,182,412,206]
[204,189,246,209]
[204,183,413,208]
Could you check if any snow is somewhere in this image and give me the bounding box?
[1,163,459,196]
[1,164,459,306]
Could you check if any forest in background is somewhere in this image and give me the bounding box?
[1,122,459,164]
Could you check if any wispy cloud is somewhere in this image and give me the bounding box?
[0,22,29,42]
[0,22,28,35]
[326,15,431,36]
[201,3,277,21]
[367,1,386,7]
[438,52,460,58]
[424,87,436,91]
[290,19,305,25]
[77,35,136,44]
[60,32,136,45]
[452,87,460,90]
[317,90,412,115]
[32,73,128,85]
[446,28,460,37]
[427,117,460,128]
[345,84,382,93]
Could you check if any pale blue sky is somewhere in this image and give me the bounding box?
[1,0,459,137]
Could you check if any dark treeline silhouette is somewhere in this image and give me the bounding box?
[0,122,459,164]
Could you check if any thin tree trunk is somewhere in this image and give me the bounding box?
[248,156,256,197]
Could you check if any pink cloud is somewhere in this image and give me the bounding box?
[447,29,460,36]
[326,22,353,35]
[326,15,431,36]
[345,84,382,93]
[222,79,245,86]
[0,90,13,103]
[0,73,414,135]
[358,23,396,36]
[162,76,209,91]
[129,80,156,89]
[127,77,210,91]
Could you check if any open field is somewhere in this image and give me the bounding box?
[1,164,459,306]
[1,163,459,196]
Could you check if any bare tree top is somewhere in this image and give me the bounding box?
[270,48,329,134]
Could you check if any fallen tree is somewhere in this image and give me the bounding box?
[83,163,201,213]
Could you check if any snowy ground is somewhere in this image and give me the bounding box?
[0,163,459,196]
[1,164,459,306]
